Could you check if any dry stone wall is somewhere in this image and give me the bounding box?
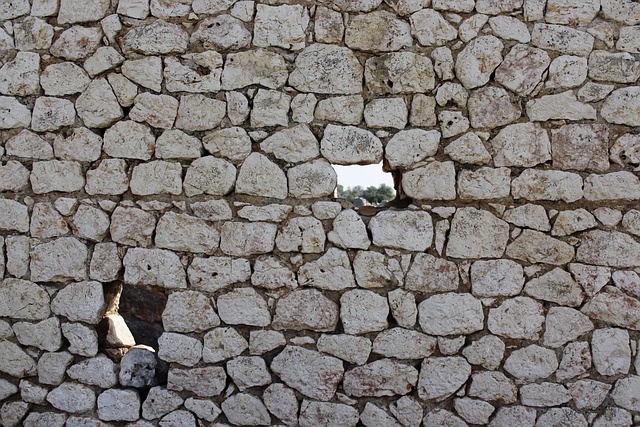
[1,0,640,425]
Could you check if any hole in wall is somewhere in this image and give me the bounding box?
[334,162,396,207]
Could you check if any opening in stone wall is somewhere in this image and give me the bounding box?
[334,162,396,207]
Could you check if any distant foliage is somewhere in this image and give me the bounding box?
[337,183,395,204]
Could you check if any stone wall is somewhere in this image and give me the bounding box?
[1,0,640,425]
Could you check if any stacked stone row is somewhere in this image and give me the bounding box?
[1,0,640,426]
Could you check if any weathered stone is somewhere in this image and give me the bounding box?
[272,288,338,332]
[527,90,597,121]
[271,346,343,401]
[417,356,471,401]
[221,393,270,426]
[168,366,226,397]
[191,15,251,50]
[110,207,155,248]
[545,0,599,25]
[50,27,102,61]
[315,6,344,44]
[314,95,363,125]
[439,110,470,138]
[555,341,592,381]
[0,52,40,97]
[235,153,287,199]
[589,51,640,84]
[343,359,418,398]
[30,97,75,132]
[0,96,31,129]
[260,125,319,163]
[13,17,54,51]
[156,130,202,160]
[352,251,400,289]
[221,49,288,90]
[30,237,87,282]
[467,371,517,404]
[458,167,510,200]
[506,230,575,265]
[0,344,32,380]
[611,376,640,411]
[314,334,370,366]
[504,344,558,381]
[444,132,491,165]
[97,389,140,422]
[289,44,363,94]
[592,328,631,376]
[288,160,337,199]
[203,327,248,363]
[462,335,505,370]
[447,207,509,259]
[124,248,186,289]
[524,268,584,307]
[418,293,484,336]
[274,217,324,254]
[47,383,95,414]
[155,212,219,254]
[341,289,389,334]
[175,94,226,132]
[162,291,219,333]
[512,170,583,202]
[119,346,158,388]
[388,289,417,329]
[488,297,545,340]
[471,259,524,297]
[550,124,609,172]
[12,317,61,351]
[130,161,182,196]
[250,88,291,127]
[405,253,458,294]
[203,127,250,164]
[66,356,118,390]
[217,287,270,327]
[546,55,588,89]
[577,230,640,268]
[364,98,408,129]
[365,52,435,95]
[76,78,124,128]
[141,386,184,420]
[410,9,457,46]
[410,94,437,127]
[122,20,189,55]
[62,323,98,356]
[543,307,593,348]
[51,281,105,324]
[520,383,572,407]
[385,130,440,169]
[158,332,202,367]
[455,36,503,89]
[219,222,277,257]
[58,0,109,23]
[403,161,456,200]
[367,210,432,251]
[164,53,222,94]
[468,86,521,129]
[107,73,137,107]
[346,10,412,52]
[253,4,308,50]
[531,23,594,56]
[552,209,597,237]
[584,172,640,201]
[489,15,530,43]
[299,401,358,427]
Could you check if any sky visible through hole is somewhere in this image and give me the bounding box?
[333,163,395,190]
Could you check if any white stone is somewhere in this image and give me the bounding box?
[183,157,236,197]
[217,287,270,327]
[584,172,640,201]
[0,199,29,233]
[84,46,124,78]
[373,328,436,359]
[175,94,226,132]
[454,398,494,425]
[345,10,412,52]
[578,230,640,268]
[439,110,469,138]
[52,281,105,324]
[13,317,61,352]
[365,52,435,95]
[447,207,509,259]
[97,389,140,422]
[121,57,163,93]
[184,398,221,422]
[403,161,457,200]
[202,327,248,363]
[168,366,226,398]
[315,6,344,43]
[316,334,372,365]
[520,383,571,407]
[410,94,437,127]
[488,297,545,340]
[545,55,588,89]
[13,17,54,51]
[50,26,103,61]
[107,73,137,107]
[341,289,389,334]
[544,307,593,348]
[5,236,30,279]
[405,253,458,293]
[551,124,609,172]
[360,403,403,427]
[459,13,490,42]
[275,216,325,254]
[489,15,530,42]
[191,15,251,50]
[157,332,202,367]
[31,97,75,132]
[237,204,291,222]
[226,356,271,391]
[220,222,277,256]
[470,259,524,297]
[467,371,517,404]
[512,169,583,202]
[617,25,640,53]
[410,9,457,46]
[251,256,296,290]
[385,129,440,169]
[527,90,596,121]
[611,376,640,411]
[30,237,87,282]
[314,95,363,125]
[444,133,491,165]
[388,289,417,329]
[288,159,337,199]
[570,263,611,297]
[578,82,615,102]
[130,161,182,196]
[271,346,343,401]
[531,23,594,56]
[235,153,287,199]
[163,291,220,333]
[369,210,433,252]
[417,356,471,401]
[468,86,521,129]
[141,387,183,420]
[462,335,505,370]
[353,251,400,289]
[364,98,408,129]
[250,89,290,127]
[504,344,558,381]
[0,161,30,192]
[419,293,484,336]
[164,53,222,94]
[455,36,503,89]
[62,323,98,356]
[75,78,123,128]
[0,52,40,97]
[54,127,102,162]
[272,288,338,332]
[67,356,118,389]
[129,93,178,130]
[58,0,109,23]
[260,125,319,163]
[321,124,383,164]
[221,393,270,426]
[110,207,155,248]
[458,167,510,200]
[0,279,50,320]
[589,51,640,83]
[552,209,597,236]
[524,268,583,307]
[546,0,599,25]
[507,229,575,265]
[47,383,95,414]
[122,20,189,55]
[72,205,110,242]
[289,44,363,94]
[156,130,201,160]
[118,0,150,18]
[254,4,309,50]
[592,328,631,376]
[124,248,186,289]
[556,341,591,381]
[582,286,640,329]
[221,49,287,90]
[299,401,358,427]
[327,210,370,249]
